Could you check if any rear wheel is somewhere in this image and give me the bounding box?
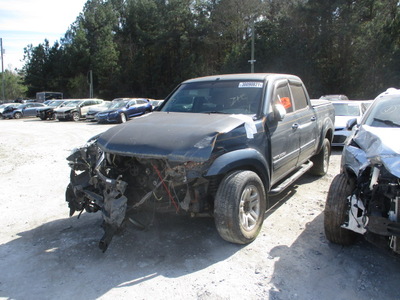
[324,173,359,245]
[214,170,266,244]
[14,112,22,119]
[309,138,330,176]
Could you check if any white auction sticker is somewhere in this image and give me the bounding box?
[238,82,263,88]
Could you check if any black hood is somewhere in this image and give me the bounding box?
[97,112,252,162]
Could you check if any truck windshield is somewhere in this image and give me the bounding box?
[161,80,263,115]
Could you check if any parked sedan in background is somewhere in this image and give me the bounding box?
[36,100,67,120]
[1,103,21,118]
[54,99,104,121]
[86,101,113,121]
[96,98,152,123]
[3,102,45,119]
[320,94,349,101]
[331,100,372,146]
[0,103,17,118]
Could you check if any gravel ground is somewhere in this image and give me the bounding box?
[0,118,399,300]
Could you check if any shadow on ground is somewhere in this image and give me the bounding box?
[0,212,241,299]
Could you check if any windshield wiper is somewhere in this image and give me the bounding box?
[373,118,400,127]
[203,111,227,114]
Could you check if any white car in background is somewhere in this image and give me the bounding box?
[54,99,104,121]
[331,100,372,146]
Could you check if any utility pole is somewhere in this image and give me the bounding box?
[248,20,256,73]
[88,70,93,98]
[1,38,5,100]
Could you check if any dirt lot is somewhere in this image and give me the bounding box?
[0,118,399,300]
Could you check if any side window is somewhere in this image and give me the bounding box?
[273,83,293,114]
[290,84,308,110]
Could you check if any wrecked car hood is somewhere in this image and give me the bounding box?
[343,125,400,177]
[54,106,76,112]
[97,112,255,162]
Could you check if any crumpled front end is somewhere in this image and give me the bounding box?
[66,138,217,252]
[342,126,400,253]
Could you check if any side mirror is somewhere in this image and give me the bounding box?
[346,118,358,130]
[274,103,286,121]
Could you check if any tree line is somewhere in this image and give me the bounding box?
[19,0,400,100]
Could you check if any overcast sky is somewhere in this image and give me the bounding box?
[0,0,87,70]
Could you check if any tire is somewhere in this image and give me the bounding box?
[324,173,359,245]
[309,138,330,176]
[214,170,267,244]
[14,112,22,119]
[39,116,47,120]
[120,113,127,123]
[72,112,80,122]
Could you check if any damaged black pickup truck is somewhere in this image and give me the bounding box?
[66,73,335,252]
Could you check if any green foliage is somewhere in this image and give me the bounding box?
[20,0,400,100]
[0,70,28,100]
[67,74,90,98]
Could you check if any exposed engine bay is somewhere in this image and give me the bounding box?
[66,138,215,252]
[344,164,400,254]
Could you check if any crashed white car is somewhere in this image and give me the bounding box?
[324,88,400,254]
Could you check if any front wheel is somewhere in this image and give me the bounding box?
[72,112,80,122]
[214,170,267,244]
[324,173,359,245]
[309,138,331,176]
[120,113,127,123]
[14,112,22,119]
